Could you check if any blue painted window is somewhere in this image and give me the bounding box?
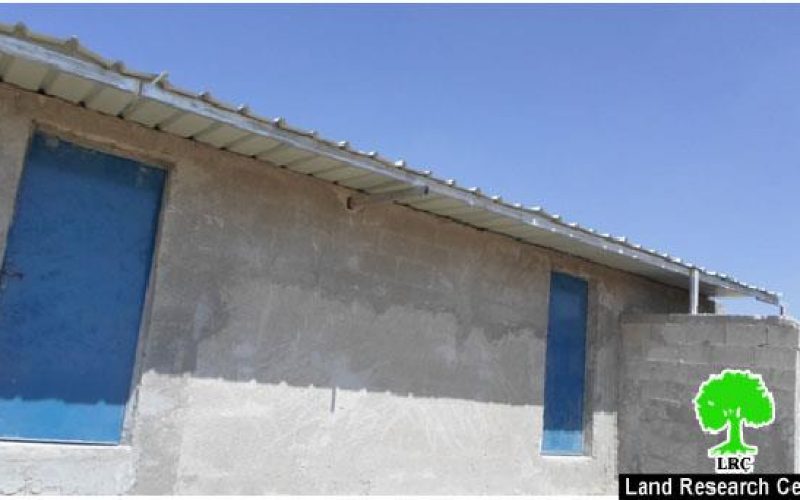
[541,271,589,455]
[0,133,165,444]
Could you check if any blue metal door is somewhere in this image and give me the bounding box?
[542,271,589,454]
[0,133,165,444]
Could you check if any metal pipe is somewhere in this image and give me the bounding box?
[690,268,700,314]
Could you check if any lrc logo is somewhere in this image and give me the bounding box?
[714,455,755,474]
[693,369,775,474]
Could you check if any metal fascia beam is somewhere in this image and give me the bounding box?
[142,80,695,276]
[701,273,780,306]
[0,34,138,93]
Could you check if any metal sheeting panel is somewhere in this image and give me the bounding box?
[313,165,371,182]
[340,173,399,190]
[85,86,134,116]
[44,72,94,103]
[260,146,313,166]
[0,23,781,306]
[159,112,215,138]
[3,56,47,90]
[124,100,177,127]
[293,157,343,175]
[407,197,464,211]
[226,135,280,157]
[194,124,249,149]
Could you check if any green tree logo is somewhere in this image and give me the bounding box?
[693,369,775,456]
[694,369,775,457]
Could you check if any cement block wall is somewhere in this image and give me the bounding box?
[619,314,800,474]
[0,84,694,494]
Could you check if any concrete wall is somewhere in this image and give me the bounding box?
[619,314,800,474]
[0,84,693,494]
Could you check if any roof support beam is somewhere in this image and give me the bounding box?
[346,185,429,212]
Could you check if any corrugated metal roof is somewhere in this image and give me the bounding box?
[0,22,782,307]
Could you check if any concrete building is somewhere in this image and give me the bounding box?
[0,23,795,494]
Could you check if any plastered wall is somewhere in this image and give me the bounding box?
[0,84,691,494]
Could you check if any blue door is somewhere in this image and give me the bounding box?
[541,272,589,455]
[0,133,165,444]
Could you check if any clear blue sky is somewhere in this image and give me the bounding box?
[3,4,798,315]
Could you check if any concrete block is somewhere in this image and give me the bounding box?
[640,379,685,403]
[621,359,650,383]
[683,321,726,346]
[726,322,768,347]
[679,342,713,365]
[644,344,681,363]
[755,348,797,370]
[763,368,796,392]
[710,345,754,368]
[767,324,800,348]
[621,324,649,358]
[651,323,686,345]
[619,381,643,409]
[772,390,796,419]
[645,360,682,383]
[642,434,698,471]
[684,365,720,389]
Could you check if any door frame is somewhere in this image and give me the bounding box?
[1,122,174,446]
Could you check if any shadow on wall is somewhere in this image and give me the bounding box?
[135,165,688,414]
[0,136,690,412]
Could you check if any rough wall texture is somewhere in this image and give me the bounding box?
[0,84,694,494]
[619,314,799,474]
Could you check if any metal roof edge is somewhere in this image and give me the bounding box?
[0,22,782,307]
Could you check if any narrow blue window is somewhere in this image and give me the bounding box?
[0,133,165,444]
[541,271,589,455]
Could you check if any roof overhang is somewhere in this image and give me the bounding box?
[0,23,782,307]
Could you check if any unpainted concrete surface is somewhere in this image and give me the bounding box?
[0,84,693,494]
[620,314,800,474]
